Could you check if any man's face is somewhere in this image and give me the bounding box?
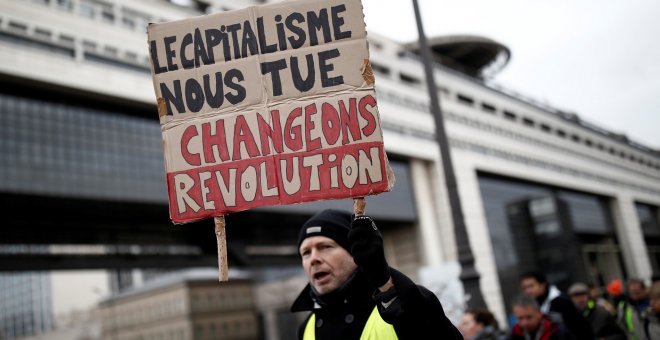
[513,305,543,333]
[520,277,546,298]
[570,292,589,310]
[651,295,660,313]
[628,282,647,303]
[459,313,483,339]
[300,236,357,295]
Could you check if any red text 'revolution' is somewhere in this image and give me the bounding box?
[167,142,388,223]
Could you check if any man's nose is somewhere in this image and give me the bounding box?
[309,248,322,263]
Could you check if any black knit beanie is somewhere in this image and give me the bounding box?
[297,209,352,253]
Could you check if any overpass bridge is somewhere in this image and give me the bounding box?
[0,166,415,272]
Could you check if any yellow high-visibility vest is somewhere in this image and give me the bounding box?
[303,306,398,340]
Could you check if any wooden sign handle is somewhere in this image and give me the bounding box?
[353,197,366,217]
[214,216,228,282]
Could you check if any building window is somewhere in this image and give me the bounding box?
[194,325,204,340]
[209,324,217,338]
[124,51,138,62]
[540,124,552,133]
[370,62,390,76]
[82,40,97,51]
[104,46,118,56]
[79,2,96,18]
[120,10,150,28]
[121,16,136,30]
[34,28,52,39]
[481,102,496,113]
[97,2,115,23]
[457,93,474,106]
[8,21,28,33]
[503,110,516,121]
[58,34,75,46]
[571,134,581,143]
[399,73,421,85]
[522,117,535,127]
[57,0,74,11]
[556,129,566,138]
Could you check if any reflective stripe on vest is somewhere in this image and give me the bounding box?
[583,300,595,318]
[618,301,637,340]
[303,306,398,340]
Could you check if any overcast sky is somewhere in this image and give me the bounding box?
[361,0,660,150]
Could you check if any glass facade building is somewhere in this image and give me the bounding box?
[638,203,660,273]
[478,174,629,312]
[0,272,52,339]
[0,92,165,202]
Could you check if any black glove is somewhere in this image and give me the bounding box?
[348,215,391,287]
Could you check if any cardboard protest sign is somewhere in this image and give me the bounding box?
[148,0,393,225]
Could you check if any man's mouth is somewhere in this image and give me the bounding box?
[314,271,330,281]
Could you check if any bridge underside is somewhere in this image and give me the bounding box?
[0,193,307,270]
[0,192,410,271]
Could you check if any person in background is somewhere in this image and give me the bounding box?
[519,270,594,339]
[617,278,650,340]
[459,308,507,340]
[607,279,625,309]
[568,282,626,340]
[509,295,574,340]
[641,280,660,339]
[627,279,651,314]
[290,209,462,339]
[588,283,616,315]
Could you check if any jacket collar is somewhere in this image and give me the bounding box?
[512,315,558,340]
[539,285,561,313]
[290,270,373,312]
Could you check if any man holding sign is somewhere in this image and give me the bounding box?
[292,209,462,339]
[148,0,396,281]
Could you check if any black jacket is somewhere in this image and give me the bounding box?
[580,302,626,340]
[291,268,462,340]
[541,292,595,339]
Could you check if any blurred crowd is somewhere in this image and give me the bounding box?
[458,271,660,340]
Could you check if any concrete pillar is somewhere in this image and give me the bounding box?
[132,269,143,287]
[410,159,444,265]
[454,160,507,326]
[428,159,459,262]
[611,194,653,281]
[263,310,279,340]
